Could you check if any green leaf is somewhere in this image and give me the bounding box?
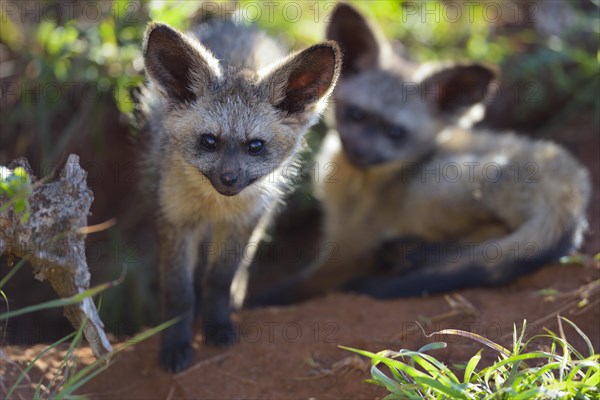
[464,350,482,383]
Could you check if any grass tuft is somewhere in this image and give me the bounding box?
[342,316,599,399]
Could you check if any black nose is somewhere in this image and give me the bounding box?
[220,173,238,186]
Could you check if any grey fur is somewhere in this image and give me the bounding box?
[314,4,591,295]
[246,3,591,305]
[138,18,341,372]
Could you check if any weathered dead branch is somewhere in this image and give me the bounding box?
[0,154,112,358]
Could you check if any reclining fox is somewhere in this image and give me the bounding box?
[246,4,591,305]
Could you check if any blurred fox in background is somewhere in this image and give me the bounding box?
[247,3,591,306]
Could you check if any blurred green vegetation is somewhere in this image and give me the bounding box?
[0,166,32,222]
[1,1,598,158]
[0,0,598,337]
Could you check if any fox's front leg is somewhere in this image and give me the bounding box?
[158,221,199,373]
[246,240,376,306]
[296,245,376,298]
[201,224,254,346]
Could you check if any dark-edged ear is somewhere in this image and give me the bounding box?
[420,64,497,114]
[143,22,220,103]
[326,3,381,76]
[261,42,341,116]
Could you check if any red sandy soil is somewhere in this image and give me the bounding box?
[2,259,599,399]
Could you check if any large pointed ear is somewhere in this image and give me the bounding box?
[326,3,382,76]
[419,64,497,114]
[143,22,220,103]
[261,42,341,116]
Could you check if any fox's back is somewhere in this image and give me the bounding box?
[191,19,285,70]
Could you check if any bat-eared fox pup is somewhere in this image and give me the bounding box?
[137,16,341,372]
[247,3,591,306]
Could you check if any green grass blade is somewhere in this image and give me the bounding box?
[527,361,563,383]
[483,352,553,383]
[401,350,461,384]
[59,318,178,396]
[557,316,570,382]
[33,374,46,399]
[583,369,599,387]
[1,289,9,343]
[559,316,595,358]
[0,279,119,321]
[464,350,483,383]
[381,355,413,384]
[339,345,378,358]
[4,332,76,399]
[0,258,27,290]
[339,346,398,367]
[567,358,600,384]
[424,327,512,358]
[115,317,179,349]
[413,376,468,399]
[370,364,404,393]
[379,357,434,381]
[417,342,447,353]
[512,388,543,399]
[52,314,88,391]
[54,362,109,399]
[514,320,527,356]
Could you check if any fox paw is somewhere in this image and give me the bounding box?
[159,334,193,373]
[203,321,237,346]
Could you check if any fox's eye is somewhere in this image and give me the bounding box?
[347,106,365,121]
[200,134,218,151]
[388,125,408,141]
[247,139,265,155]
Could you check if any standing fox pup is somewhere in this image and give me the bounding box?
[250,4,591,305]
[138,18,340,372]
